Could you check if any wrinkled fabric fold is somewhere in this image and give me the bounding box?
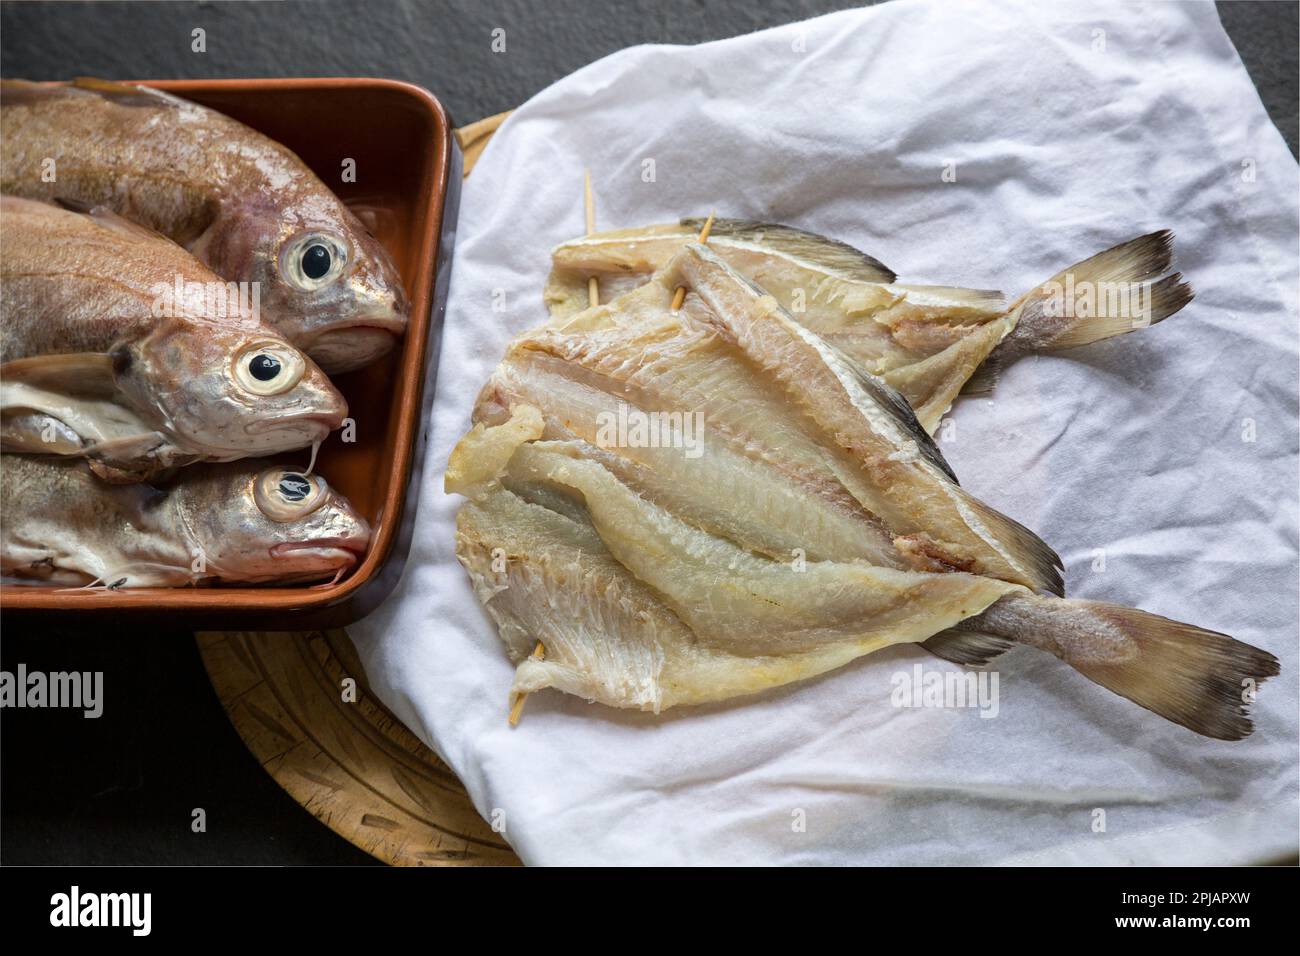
[351,0,1298,865]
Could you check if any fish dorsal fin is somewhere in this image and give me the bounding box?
[2,78,173,108]
[681,217,897,284]
[70,77,179,107]
[0,353,119,397]
[825,341,960,484]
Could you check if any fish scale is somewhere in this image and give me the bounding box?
[0,196,346,480]
[0,455,370,587]
[1,77,409,373]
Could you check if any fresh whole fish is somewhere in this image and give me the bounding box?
[449,244,1276,740]
[1,454,370,586]
[1,78,410,372]
[0,196,347,481]
[547,219,1193,432]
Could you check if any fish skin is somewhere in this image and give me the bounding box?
[0,196,347,479]
[547,218,1193,432]
[0,78,409,372]
[448,247,1275,738]
[0,454,371,586]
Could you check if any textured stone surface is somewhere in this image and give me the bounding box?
[0,0,1294,865]
[2,0,1294,152]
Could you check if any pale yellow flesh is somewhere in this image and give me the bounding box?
[449,244,1063,712]
[546,223,1014,433]
[454,427,1015,712]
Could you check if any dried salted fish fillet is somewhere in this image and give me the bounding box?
[667,243,1062,595]
[473,286,902,566]
[547,219,1193,432]
[449,245,1276,740]
[452,433,1014,711]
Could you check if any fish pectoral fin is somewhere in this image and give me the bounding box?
[0,410,85,454]
[680,217,898,284]
[1,375,173,473]
[87,459,158,484]
[51,196,173,242]
[71,76,179,107]
[921,627,1015,667]
[0,352,118,397]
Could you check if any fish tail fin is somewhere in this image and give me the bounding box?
[998,231,1193,358]
[983,596,1279,740]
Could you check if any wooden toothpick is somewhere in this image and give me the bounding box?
[584,170,599,307]
[508,641,547,726]
[670,210,715,311]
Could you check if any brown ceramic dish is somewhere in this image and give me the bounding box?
[0,77,461,628]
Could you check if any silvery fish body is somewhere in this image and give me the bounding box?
[0,196,346,481]
[1,78,409,372]
[1,454,370,586]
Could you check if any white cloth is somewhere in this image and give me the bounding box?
[351,0,1299,865]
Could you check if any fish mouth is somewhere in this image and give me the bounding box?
[244,411,343,439]
[305,316,407,374]
[271,538,368,565]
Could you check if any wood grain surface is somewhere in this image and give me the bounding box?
[198,629,519,866]
[455,110,511,177]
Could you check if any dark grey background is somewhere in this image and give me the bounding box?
[1,0,1296,866]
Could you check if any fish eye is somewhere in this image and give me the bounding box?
[255,468,328,521]
[233,341,306,396]
[279,473,312,501]
[249,353,282,381]
[302,243,332,280]
[282,232,348,291]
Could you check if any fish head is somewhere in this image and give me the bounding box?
[112,318,347,458]
[182,465,372,583]
[209,196,411,374]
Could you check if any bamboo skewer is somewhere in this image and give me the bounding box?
[670,210,716,311]
[509,172,605,727]
[585,171,600,307]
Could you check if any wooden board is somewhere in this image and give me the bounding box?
[196,113,519,867]
[455,110,511,177]
[198,630,518,865]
